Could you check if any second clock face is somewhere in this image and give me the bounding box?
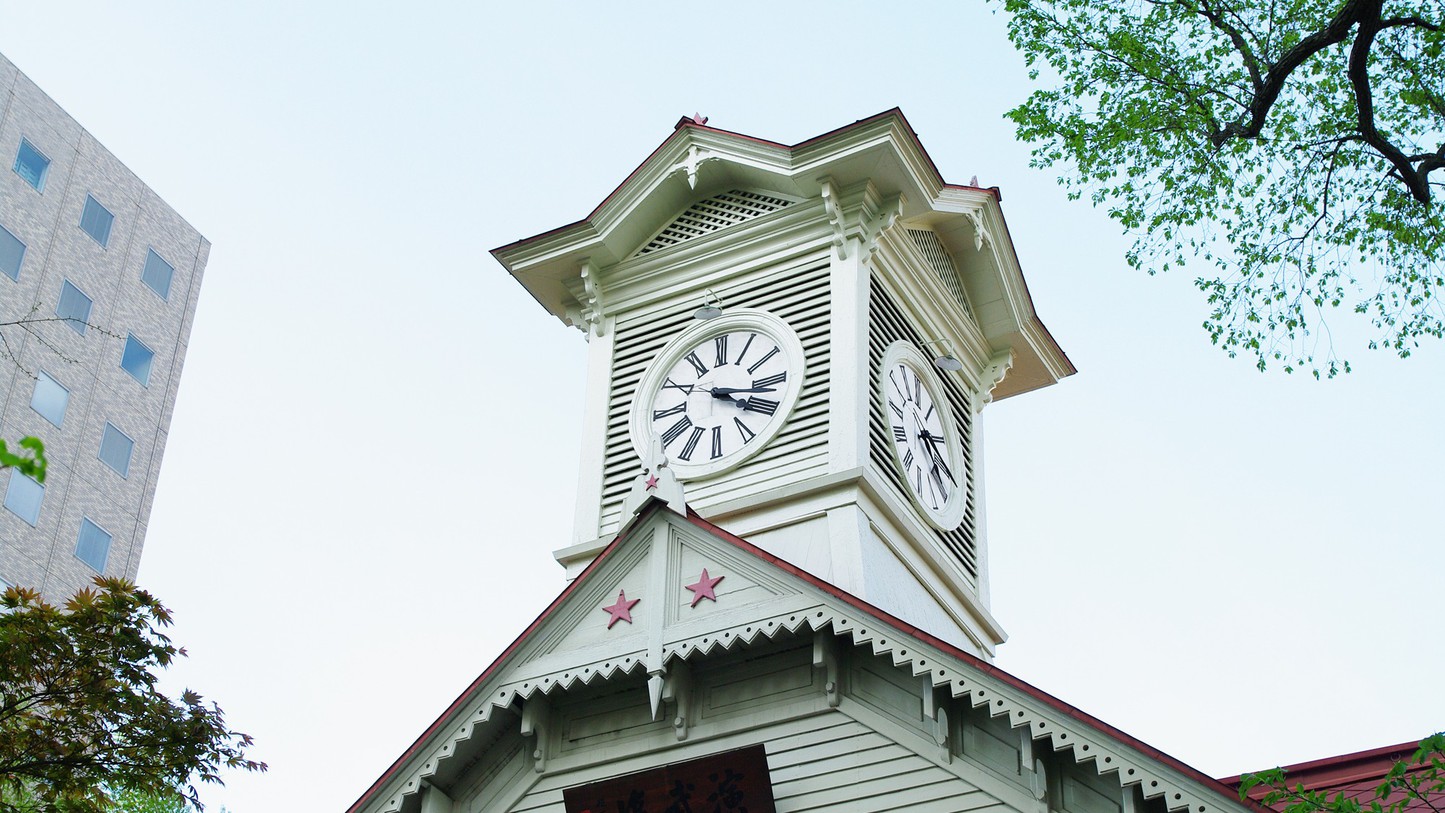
[632,310,806,480]
[881,343,966,529]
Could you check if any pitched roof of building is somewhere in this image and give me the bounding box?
[348,499,1256,813]
[1221,740,1444,813]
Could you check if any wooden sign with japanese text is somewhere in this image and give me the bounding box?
[562,744,776,813]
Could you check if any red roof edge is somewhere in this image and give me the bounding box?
[344,500,670,813]
[354,499,1235,813]
[676,508,1258,813]
[1218,739,1427,793]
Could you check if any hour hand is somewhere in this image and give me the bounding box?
[710,386,776,397]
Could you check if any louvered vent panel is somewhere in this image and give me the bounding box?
[599,260,832,534]
[907,229,972,316]
[867,276,979,585]
[637,190,795,255]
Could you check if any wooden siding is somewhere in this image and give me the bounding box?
[450,637,1043,813]
[867,274,980,586]
[598,258,833,535]
[488,714,1010,813]
[768,720,1008,812]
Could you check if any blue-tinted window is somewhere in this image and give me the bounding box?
[75,518,112,573]
[13,139,49,191]
[3,472,43,526]
[30,371,69,427]
[0,224,23,281]
[120,335,154,386]
[141,248,173,299]
[98,423,134,478]
[56,280,93,334]
[79,195,114,247]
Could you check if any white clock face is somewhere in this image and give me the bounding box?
[631,310,805,479]
[881,343,966,529]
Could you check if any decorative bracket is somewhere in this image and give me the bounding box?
[860,195,903,262]
[519,695,550,774]
[1021,727,1048,801]
[1122,780,1141,813]
[419,781,454,813]
[964,208,993,252]
[975,350,1014,412]
[820,177,848,260]
[819,177,902,263]
[621,436,687,520]
[670,145,719,190]
[563,259,604,339]
[664,660,694,740]
[812,630,841,708]
[921,677,951,764]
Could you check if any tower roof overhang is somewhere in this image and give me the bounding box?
[492,109,1074,400]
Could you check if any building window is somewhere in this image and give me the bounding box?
[30,371,69,427]
[79,195,114,247]
[56,280,93,334]
[120,335,154,386]
[13,139,49,191]
[98,423,134,478]
[3,472,43,526]
[141,248,174,300]
[75,518,112,573]
[0,223,23,281]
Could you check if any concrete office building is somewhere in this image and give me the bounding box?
[0,51,207,602]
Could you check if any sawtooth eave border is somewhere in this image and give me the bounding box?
[349,500,1259,813]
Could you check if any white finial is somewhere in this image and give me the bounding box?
[621,436,687,518]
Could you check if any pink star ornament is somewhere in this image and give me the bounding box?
[684,569,724,608]
[602,590,640,629]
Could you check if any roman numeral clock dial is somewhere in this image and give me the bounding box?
[630,310,806,480]
[880,341,967,531]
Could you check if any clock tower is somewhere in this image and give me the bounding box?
[353,113,1254,813]
[493,110,1073,658]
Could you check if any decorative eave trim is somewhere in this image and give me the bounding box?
[493,110,961,275]
[350,505,1257,813]
[361,593,1250,813]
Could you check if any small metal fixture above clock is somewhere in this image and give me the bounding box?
[693,289,723,321]
[925,339,965,371]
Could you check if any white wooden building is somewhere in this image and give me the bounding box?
[347,112,1252,813]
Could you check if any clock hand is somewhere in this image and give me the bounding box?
[707,390,750,409]
[925,441,957,485]
[710,386,777,396]
[915,427,955,482]
[913,417,932,461]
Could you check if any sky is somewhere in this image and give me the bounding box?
[1,2,1441,811]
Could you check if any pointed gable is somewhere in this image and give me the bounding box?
[348,501,1255,813]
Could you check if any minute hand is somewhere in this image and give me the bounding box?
[710,386,776,396]
[919,432,957,485]
[924,444,959,482]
